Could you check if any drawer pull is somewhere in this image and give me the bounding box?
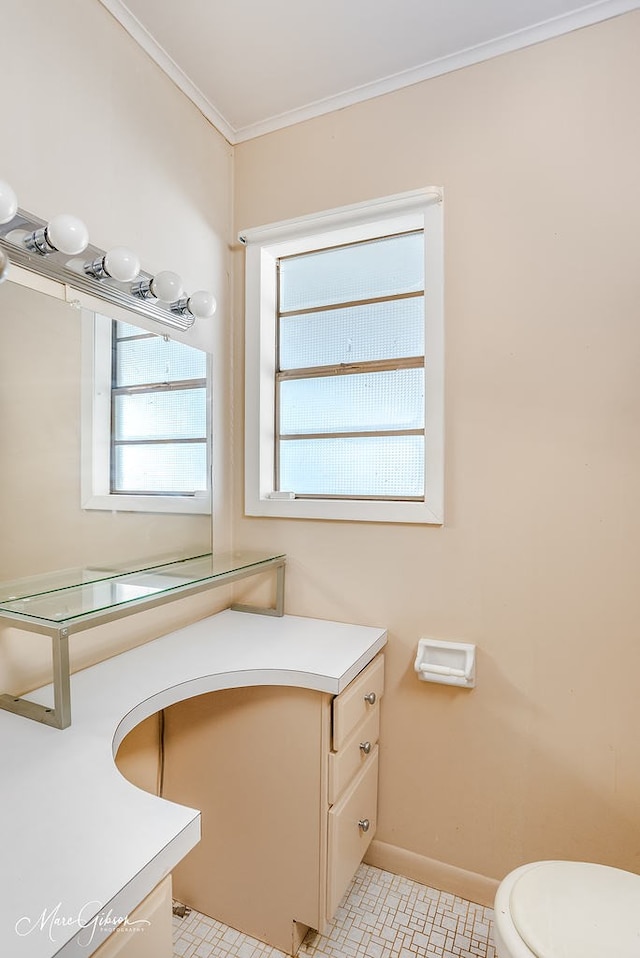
[359,741,372,754]
[358,818,370,832]
[364,692,376,705]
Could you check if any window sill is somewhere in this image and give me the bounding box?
[83,493,211,515]
[245,494,442,525]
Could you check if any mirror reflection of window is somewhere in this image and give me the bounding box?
[83,313,212,515]
[111,322,208,496]
[0,278,212,581]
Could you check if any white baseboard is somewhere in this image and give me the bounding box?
[364,840,499,908]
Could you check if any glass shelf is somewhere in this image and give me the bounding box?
[0,551,285,627]
[0,550,286,729]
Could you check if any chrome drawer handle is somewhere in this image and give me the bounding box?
[359,741,371,755]
[364,692,376,705]
[358,818,370,832]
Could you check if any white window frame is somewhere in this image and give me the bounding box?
[81,311,212,515]
[240,188,444,524]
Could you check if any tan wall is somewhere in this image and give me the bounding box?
[233,13,640,884]
[1,0,233,694]
[4,0,640,900]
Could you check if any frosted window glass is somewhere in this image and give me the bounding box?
[114,443,207,493]
[279,435,424,497]
[279,232,424,312]
[114,388,207,441]
[280,369,424,435]
[115,333,206,387]
[279,296,424,370]
[115,321,146,339]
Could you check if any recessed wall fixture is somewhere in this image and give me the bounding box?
[0,179,216,331]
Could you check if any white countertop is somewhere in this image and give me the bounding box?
[0,610,387,958]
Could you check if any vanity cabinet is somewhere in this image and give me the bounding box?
[2,607,386,958]
[91,877,173,958]
[163,652,384,955]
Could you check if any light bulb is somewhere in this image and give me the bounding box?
[188,290,217,319]
[150,270,183,302]
[0,180,18,225]
[103,246,140,282]
[46,214,89,255]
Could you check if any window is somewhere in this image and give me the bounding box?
[277,231,425,499]
[241,189,443,524]
[82,314,211,514]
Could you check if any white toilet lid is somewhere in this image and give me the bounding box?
[510,861,640,958]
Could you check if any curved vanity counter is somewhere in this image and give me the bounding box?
[0,609,387,958]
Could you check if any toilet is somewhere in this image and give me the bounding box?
[494,860,640,957]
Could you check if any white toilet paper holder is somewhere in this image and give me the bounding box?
[414,638,476,688]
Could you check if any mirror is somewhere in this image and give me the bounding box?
[0,277,211,581]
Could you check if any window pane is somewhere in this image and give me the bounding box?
[114,388,207,441]
[279,296,424,370]
[279,435,424,497]
[279,369,424,435]
[113,443,207,493]
[279,232,424,312]
[114,321,148,339]
[115,336,206,387]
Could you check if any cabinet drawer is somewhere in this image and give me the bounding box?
[327,746,378,918]
[328,707,379,805]
[333,654,384,750]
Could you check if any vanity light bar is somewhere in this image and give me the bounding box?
[0,181,216,331]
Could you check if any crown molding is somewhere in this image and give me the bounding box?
[97,0,236,143]
[98,0,640,145]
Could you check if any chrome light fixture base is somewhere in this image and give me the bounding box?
[0,208,200,331]
[23,226,57,255]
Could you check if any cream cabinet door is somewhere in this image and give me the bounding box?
[327,747,379,917]
[91,876,173,958]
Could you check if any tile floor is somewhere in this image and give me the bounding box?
[172,863,496,958]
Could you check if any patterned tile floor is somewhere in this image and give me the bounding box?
[172,863,496,958]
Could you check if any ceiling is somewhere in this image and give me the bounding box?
[98,0,638,143]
